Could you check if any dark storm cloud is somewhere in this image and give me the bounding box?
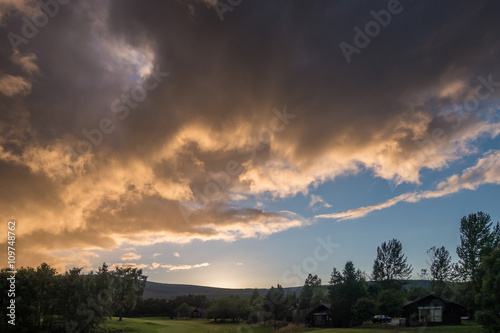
[0,0,499,270]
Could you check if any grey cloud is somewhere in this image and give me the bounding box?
[1,0,499,269]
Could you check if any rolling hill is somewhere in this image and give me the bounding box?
[143,281,301,299]
[143,280,430,299]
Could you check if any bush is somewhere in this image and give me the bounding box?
[276,323,309,333]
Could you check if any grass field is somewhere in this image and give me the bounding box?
[315,320,486,333]
[98,317,486,333]
[98,317,272,332]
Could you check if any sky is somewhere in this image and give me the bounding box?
[0,0,499,289]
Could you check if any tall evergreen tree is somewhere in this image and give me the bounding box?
[456,212,496,284]
[456,212,499,316]
[298,274,321,310]
[264,284,286,319]
[329,261,367,327]
[475,246,500,333]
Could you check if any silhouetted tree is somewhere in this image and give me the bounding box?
[112,267,147,321]
[207,295,251,322]
[426,246,454,298]
[354,297,376,322]
[1,262,117,332]
[376,288,405,317]
[264,284,288,320]
[175,302,195,318]
[456,212,497,284]
[476,245,500,332]
[329,261,367,327]
[456,212,499,315]
[298,274,321,310]
[372,239,413,290]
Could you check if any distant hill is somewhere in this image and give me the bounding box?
[404,279,432,289]
[143,280,431,299]
[143,281,302,299]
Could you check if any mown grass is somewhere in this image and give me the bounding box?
[314,320,486,333]
[98,317,272,333]
[98,317,486,333]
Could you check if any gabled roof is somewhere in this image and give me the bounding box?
[307,303,331,315]
[403,294,464,308]
[192,308,207,313]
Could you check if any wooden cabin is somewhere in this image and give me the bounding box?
[403,294,464,327]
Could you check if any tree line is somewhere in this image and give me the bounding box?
[1,211,499,332]
[0,264,146,332]
[132,211,500,331]
[319,211,500,330]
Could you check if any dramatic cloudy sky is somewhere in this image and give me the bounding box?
[1,0,499,288]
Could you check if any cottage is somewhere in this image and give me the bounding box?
[403,294,464,327]
[191,308,207,318]
[306,304,332,327]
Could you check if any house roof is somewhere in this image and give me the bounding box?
[307,303,331,316]
[403,294,464,308]
[192,308,207,313]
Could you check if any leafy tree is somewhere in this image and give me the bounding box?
[354,297,376,322]
[492,223,500,248]
[329,261,367,327]
[250,288,261,305]
[1,266,39,332]
[35,263,58,331]
[475,246,500,332]
[456,212,497,284]
[310,286,329,309]
[405,285,428,302]
[59,264,115,332]
[207,295,251,322]
[298,274,321,310]
[426,246,454,298]
[233,296,252,321]
[175,302,195,318]
[1,262,116,332]
[112,267,147,321]
[376,288,405,317]
[283,291,298,322]
[372,239,413,290]
[264,284,289,320]
[456,212,499,316]
[132,298,169,316]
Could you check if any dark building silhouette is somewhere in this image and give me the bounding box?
[403,294,464,327]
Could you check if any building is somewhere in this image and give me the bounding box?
[191,308,207,318]
[306,304,332,327]
[403,294,464,327]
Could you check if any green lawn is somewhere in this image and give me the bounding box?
[314,320,486,333]
[98,317,486,333]
[98,317,272,333]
